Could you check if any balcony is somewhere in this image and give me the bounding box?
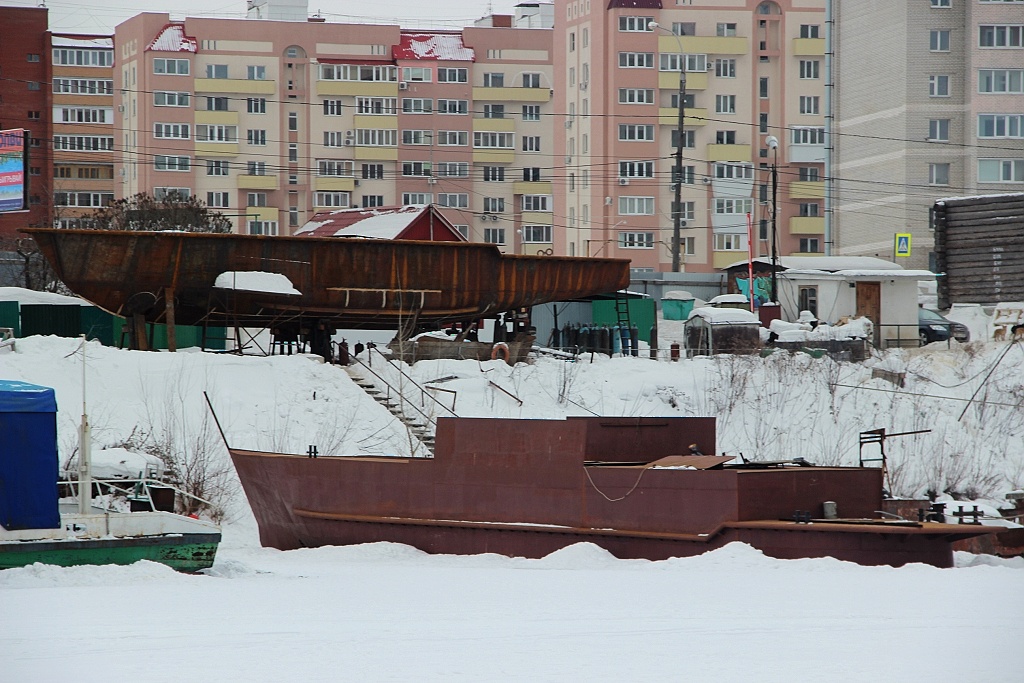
[472,149,515,164]
[788,181,824,199]
[194,78,275,95]
[520,212,553,225]
[195,110,239,126]
[713,251,745,269]
[512,181,552,195]
[658,107,707,127]
[353,115,397,130]
[316,81,397,97]
[472,86,551,103]
[788,144,825,164]
[237,174,279,190]
[194,142,239,157]
[789,216,824,235]
[658,71,708,91]
[706,144,751,162]
[473,118,516,133]
[658,35,749,55]
[354,146,398,161]
[792,38,825,56]
[244,206,279,222]
[314,176,356,192]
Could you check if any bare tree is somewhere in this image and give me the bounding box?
[86,192,232,233]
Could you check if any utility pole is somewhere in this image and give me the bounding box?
[766,135,779,303]
[650,22,686,272]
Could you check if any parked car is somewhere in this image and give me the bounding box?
[919,308,970,345]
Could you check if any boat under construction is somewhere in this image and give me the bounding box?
[23,228,629,352]
[229,416,999,568]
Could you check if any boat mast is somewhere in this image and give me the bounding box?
[78,335,91,514]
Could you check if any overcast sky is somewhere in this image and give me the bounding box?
[10,0,526,34]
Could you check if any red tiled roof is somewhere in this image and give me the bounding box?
[146,23,197,53]
[393,32,475,62]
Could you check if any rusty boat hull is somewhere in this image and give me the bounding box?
[230,417,996,568]
[23,228,630,330]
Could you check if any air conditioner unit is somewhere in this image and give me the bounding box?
[564,155,572,164]
[579,82,588,91]
[353,179,360,187]
[398,81,409,90]
[480,213,491,221]
[564,120,573,129]
[618,178,629,186]
[343,139,353,146]
[491,215,500,221]
[702,177,713,184]
[117,105,125,112]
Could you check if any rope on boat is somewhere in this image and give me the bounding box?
[583,465,649,502]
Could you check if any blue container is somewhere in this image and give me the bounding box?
[0,380,60,530]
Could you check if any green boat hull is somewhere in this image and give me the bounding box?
[0,533,221,572]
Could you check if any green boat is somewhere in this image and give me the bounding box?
[0,375,220,573]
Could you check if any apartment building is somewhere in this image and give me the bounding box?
[555,0,826,272]
[834,0,1024,271]
[0,6,52,237]
[113,8,554,246]
[51,33,115,229]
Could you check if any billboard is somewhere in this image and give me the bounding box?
[0,129,28,214]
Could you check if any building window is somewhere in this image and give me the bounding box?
[402,67,432,82]
[246,129,267,146]
[155,156,191,172]
[930,29,951,52]
[483,73,504,87]
[473,132,514,149]
[799,238,821,253]
[362,196,385,208]
[713,233,745,251]
[434,67,467,84]
[792,127,825,145]
[247,192,267,207]
[522,136,541,152]
[247,161,267,176]
[660,53,707,73]
[356,129,397,146]
[483,104,505,119]
[484,227,506,245]
[402,161,432,177]
[522,73,542,88]
[620,160,655,178]
[315,192,350,207]
[207,192,229,208]
[362,164,384,179]
[153,58,189,75]
[800,60,820,79]
[438,99,468,114]
[402,130,432,145]
[483,197,505,213]
[322,99,344,116]
[402,98,433,114]
[619,88,655,104]
[928,119,950,141]
[673,22,696,36]
[317,160,353,176]
[53,136,114,151]
[760,113,769,133]
[979,25,1024,48]
[978,158,1024,182]
[978,114,1024,138]
[979,69,1024,93]
[799,96,820,114]
[618,196,655,215]
[673,166,696,184]
[402,193,432,205]
[436,131,468,146]
[618,124,655,141]
[800,25,820,39]
[671,129,695,149]
[797,286,820,317]
[715,59,736,78]
[798,167,821,182]
[205,64,228,79]
[759,77,769,98]
[799,202,820,217]
[438,193,469,208]
[356,97,397,115]
[154,123,190,139]
[929,162,951,185]
[248,221,278,236]
[619,52,654,68]
[207,160,230,176]
[288,112,298,131]
[931,0,950,7]
[716,95,737,114]
[522,225,553,243]
[714,162,754,179]
[205,97,229,111]
[618,231,655,249]
[289,144,298,162]
[619,16,654,32]
[715,198,754,215]
[289,206,299,227]
[196,125,237,142]
[569,32,576,52]
[522,105,541,121]
[246,65,266,80]
[483,166,505,182]
[54,78,114,95]
[522,195,552,212]
[715,131,737,145]
[717,23,737,37]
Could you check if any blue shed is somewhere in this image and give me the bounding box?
[0,380,60,530]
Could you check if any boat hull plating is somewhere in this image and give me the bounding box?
[0,533,221,572]
[231,417,993,568]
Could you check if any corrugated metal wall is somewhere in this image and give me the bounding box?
[935,193,1024,308]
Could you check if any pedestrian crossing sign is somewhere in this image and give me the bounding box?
[895,233,911,258]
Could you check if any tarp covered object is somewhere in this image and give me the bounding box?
[0,379,60,530]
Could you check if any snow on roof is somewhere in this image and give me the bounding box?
[606,0,664,8]
[296,205,443,240]
[214,272,301,295]
[731,256,905,271]
[0,287,93,307]
[146,23,198,53]
[935,192,1024,205]
[686,307,760,325]
[708,294,748,304]
[781,269,937,279]
[394,33,475,61]
[51,35,113,49]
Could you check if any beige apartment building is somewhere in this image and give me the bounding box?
[834,0,1024,271]
[51,34,116,229]
[555,0,826,272]
[112,7,555,249]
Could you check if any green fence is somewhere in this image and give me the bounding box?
[590,298,657,343]
[0,301,20,336]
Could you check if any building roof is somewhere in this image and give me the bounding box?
[52,35,113,49]
[393,32,475,61]
[725,256,905,272]
[296,205,463,240]
[146,23,198,53]
[607,0,663,9]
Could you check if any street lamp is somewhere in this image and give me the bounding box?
[649,21,687,273]
[765,135,779,304]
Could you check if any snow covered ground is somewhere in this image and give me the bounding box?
[2,333,1024,680]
